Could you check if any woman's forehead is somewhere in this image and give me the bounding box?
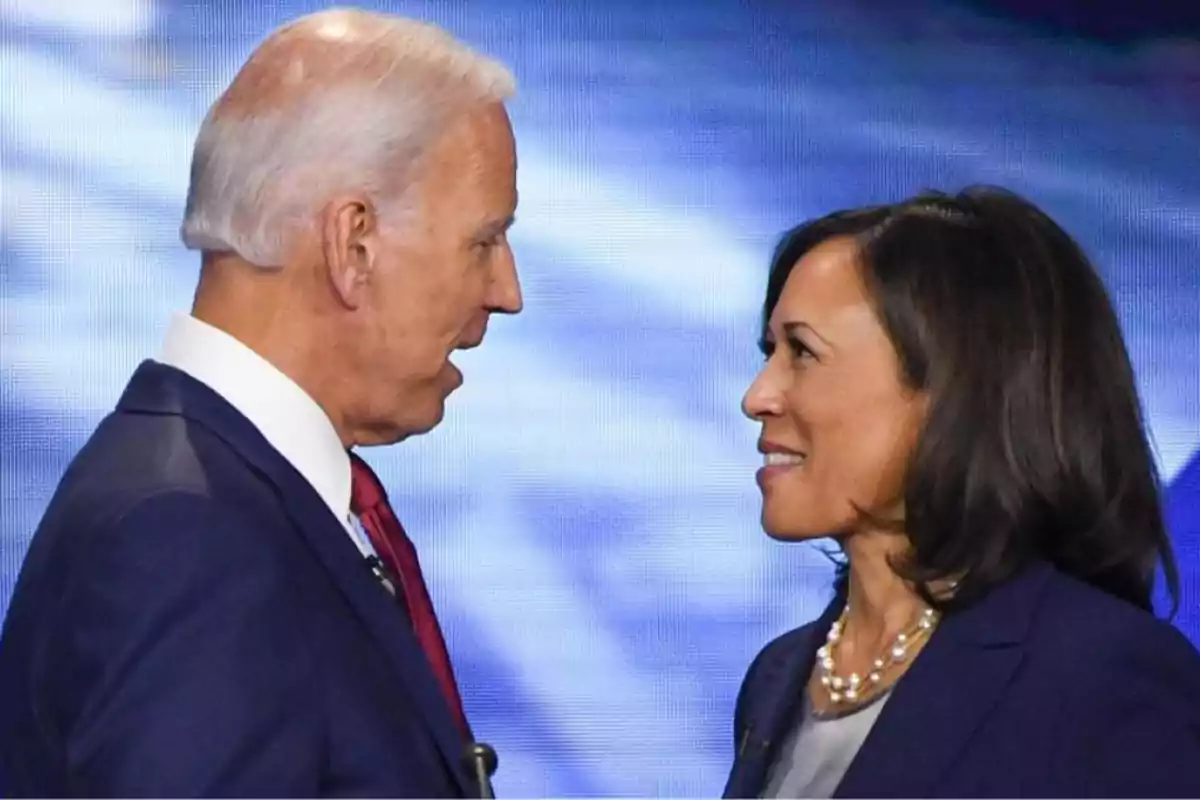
[770,237,871,323]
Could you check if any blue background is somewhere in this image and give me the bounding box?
[2,0,1197,795]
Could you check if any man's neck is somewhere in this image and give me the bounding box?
[189,306,352,449]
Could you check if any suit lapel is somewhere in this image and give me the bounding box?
[834,562,1053,798]
[271,473,474,795]
[724,642,809,798]
[119,362,473,795]
[833,632,1024,797]
[725,599,843,798]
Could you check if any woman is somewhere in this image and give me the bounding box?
[724,187,1200,798]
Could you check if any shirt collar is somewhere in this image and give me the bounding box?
[158,312,351,524]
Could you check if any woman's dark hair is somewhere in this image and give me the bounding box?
[764,186,1178,614]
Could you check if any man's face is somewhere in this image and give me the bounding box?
[350,103,521,444]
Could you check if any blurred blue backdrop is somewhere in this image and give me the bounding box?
[1,0,1198,795]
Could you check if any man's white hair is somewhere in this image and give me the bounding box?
[179,9,515,267]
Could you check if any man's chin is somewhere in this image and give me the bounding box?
[356,397,446,447]
[443,360,464,392]
[359,370,459,446]
[407,397,448,438]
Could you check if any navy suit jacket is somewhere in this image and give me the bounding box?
[0,361,480,797]
[724,561,1200,798]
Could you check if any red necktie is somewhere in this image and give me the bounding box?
[349,453,468,737]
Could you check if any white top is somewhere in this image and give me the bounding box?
[761,691,891,799]
[157,312,375,558]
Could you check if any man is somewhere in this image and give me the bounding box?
[0,8,521,796]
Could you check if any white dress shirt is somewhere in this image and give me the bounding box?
[158,313,375,558]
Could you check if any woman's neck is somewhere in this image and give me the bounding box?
[807,532,937,712]
[841,532,925,651]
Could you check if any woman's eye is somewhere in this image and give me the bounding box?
[787,335,816,362]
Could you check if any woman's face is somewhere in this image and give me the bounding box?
[743,235,926,540]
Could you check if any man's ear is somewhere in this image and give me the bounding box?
[320,194,376,309]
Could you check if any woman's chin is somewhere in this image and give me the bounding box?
[760,514,828,542]
[760,495,857,542]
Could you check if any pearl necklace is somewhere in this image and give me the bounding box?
[815,605,939,704]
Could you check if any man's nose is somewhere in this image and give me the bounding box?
[487,245,522,315]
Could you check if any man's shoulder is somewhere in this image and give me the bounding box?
[33,409,290,578]
[56,407,266,521]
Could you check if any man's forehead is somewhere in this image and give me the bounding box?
[417,106,514,191]
[405,166,515,240]
[431,104,513,163]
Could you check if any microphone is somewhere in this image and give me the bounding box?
[463,741,498,799]
[364,555,397,596]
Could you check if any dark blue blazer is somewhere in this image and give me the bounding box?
[724,561,1200,798]
[0,361,480,797]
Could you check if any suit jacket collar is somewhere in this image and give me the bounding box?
[724,598,840,798]
[118,360,475,796]
[727,560,1055,799]
[157,312,353,527]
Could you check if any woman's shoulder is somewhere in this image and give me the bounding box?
[1030,570,1200,791]
[752,620,823,668]
[1033,567,1200,703]
[733,615,828,732]
[741,600,841,691]
[1037,567,1198,654]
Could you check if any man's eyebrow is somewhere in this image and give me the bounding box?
[476,215,515,239]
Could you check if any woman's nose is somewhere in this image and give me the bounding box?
[742,367,783,420]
